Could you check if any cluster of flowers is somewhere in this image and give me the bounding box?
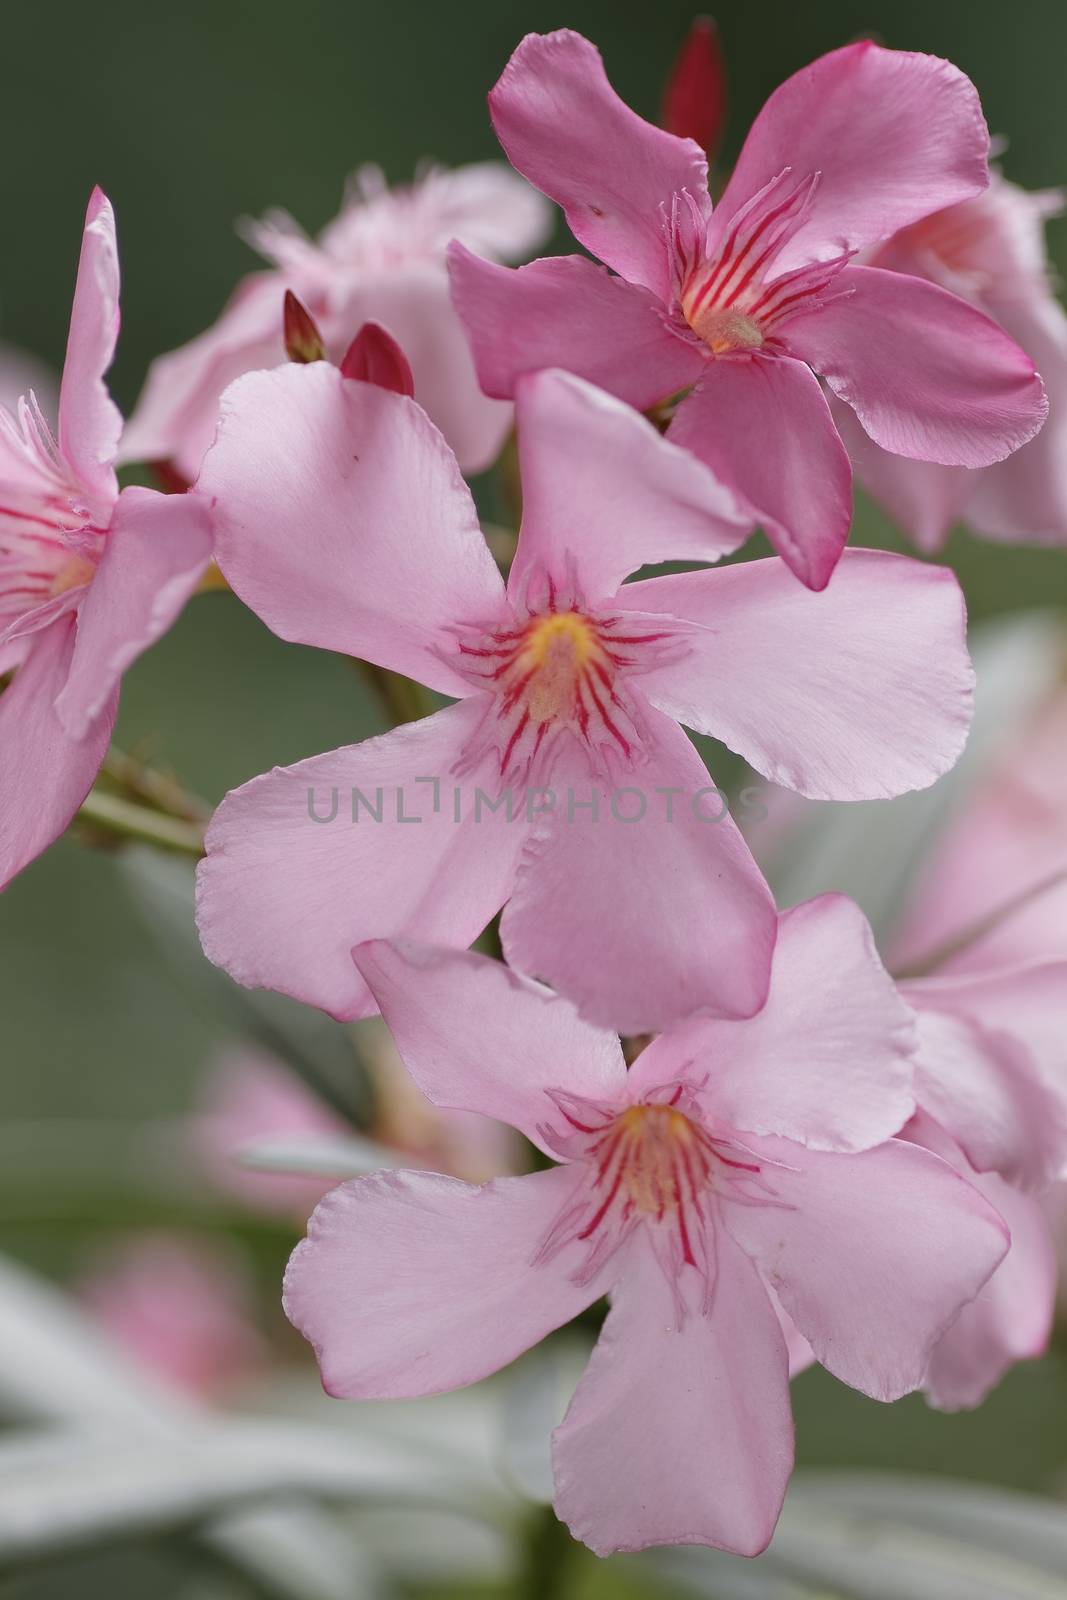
[2,25,1065,1559]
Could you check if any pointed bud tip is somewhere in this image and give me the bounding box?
[283,290,326,364]
[662,15,727,161]
[340,321,415,397]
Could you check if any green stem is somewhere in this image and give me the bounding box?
[517,1503,577,1600]
[75,787,205,858]
[101,744,211,823]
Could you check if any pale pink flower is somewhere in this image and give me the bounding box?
[839,171,1067,551]
[195,362,973,1033]
[898,951,1067,1407]
[120,163,551,482]
[78,1233,265,1399]
[891,674,1067,974]
[196,1047,349,1219]
[449,32,1047,589]
[284,900,1007,1556]
[0,190,212,888]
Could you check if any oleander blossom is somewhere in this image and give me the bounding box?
[284,900,1008,1557]
[449,31,1048,588]
[838,171,1067,551]
[120,162,551,481]
[0,189,211,888]
[195,362,975,1033]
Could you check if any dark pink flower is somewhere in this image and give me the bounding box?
[450,33,1047,588]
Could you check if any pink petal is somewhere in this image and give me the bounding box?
[489,29,709,298]
[329,263,515,473]
[0,619,116,889]
[905,963,1067,1189]
[119,274,286,481]
[964,295,1067,545]
[196,700,526,1020]
[924,1167,1056,1411]
[616,549,974,800]
[447,245,703,406]
[553,1228,793,1556]
[57,188,123,503]
[507,370,750,605]
[788,265,1047,466]
[54,487,212,740]
[352,940,625,1153]
[198,363,506,697]
[631,895,915,1152]
[667,356,852,590]
[717,43,989,271]
[830,392,972,554]
[499,703,776,1034]
[725,1135,1009,1401]
[284,1164,605,1398]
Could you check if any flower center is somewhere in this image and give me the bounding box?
[534,1085,770,1318]
[452,579,688,784]
[669,167,853,358]
[608,1103,707,1218]
[49,553,96,598]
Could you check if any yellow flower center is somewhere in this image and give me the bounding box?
[683,302,766,354]
[612,1103,704,1217]
[49,554,96,598]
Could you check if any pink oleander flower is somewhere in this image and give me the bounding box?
[839,171,1067,552]
[195,361,974,1033]
[449,32,1047,589]
[79,1233,266,1399]
[891,672,1067,974]
[0,190,212,889]
[284,899,1008,1557]
[196,1046,350,1219]
[120,163,551,483]
[900,962,1067,1409]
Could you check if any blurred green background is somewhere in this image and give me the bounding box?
[1,1,1065,1595]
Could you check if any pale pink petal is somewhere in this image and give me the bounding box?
[58,187,123,502]
[54,487,212,739]
[830,391,972,554]
[352,940,625,1153]
[197,1046,347,1218]
[631,895,915,1152]
[199,363,506,696]
[79,1234,265,1398]
[667,356,852,590]
[196,700,526,1020]
[905,964,1067,1189]
[787,265,1047,466]
[0,619,116,888]
[906,1009,1066,1195]
[725,1135,1009,1401]
[717,43,989,270]
[447,246,703,406]
[553,1227,792,1556]
[329,262,515,473]
[489,30,709,298]
[507,370,750,605]
[616,549,974,800]
[499,703,776,1034]
[118,274,285,481]
[925,1168,1056,1410]
[284,1165,606,1398]
[965,295,1067,545]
